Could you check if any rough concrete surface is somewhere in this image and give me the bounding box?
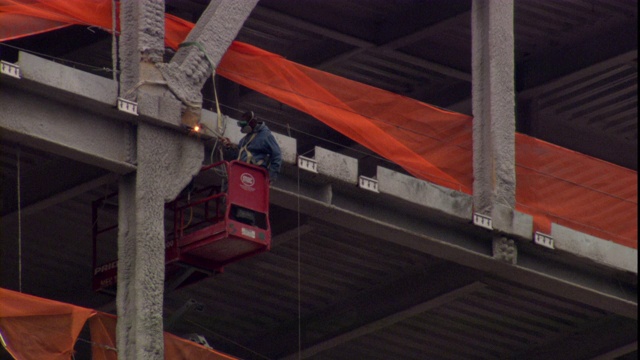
[0,85,135,173]
[315,146,358,184]
[377,166,472,222]
[119,1,165,96]
[159,0,259,107]
[491,203,533,240]
[18,51,117,105]
[117,123,203,360]
[552,223,637,274]
[471,0,516,214]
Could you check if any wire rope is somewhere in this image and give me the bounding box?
[16,145,22,293]
[296,157,302,359]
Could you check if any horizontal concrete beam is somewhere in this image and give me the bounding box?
[552,223,637,274]
[377,166,472,223]
[270,146,637,319]
[0,53,136,174]
[0,85,136,174]
[2,50,634,319]
[16,51,118,105]
[315,147,358,184]
[2,173,119,222]
[283,282,486,359]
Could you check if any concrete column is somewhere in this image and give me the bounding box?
[119,0,166,96]
[117,124,202,359]
[158,0,258,121]
[117,2,204,359]
[471,0,516,221]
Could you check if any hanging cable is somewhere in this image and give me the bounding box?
[16,145,22,293]
[185,319,273,360]
[178,41,227,138]
[296,156,302,359]
[111,0,117,83]
[76,337,117,352]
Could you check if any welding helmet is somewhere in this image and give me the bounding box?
[238,111,256,133]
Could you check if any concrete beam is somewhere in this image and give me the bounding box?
[377,166,472,222]
[247,258,481,358]
[317,10,470,74]
[552,223,637,274]
[516,22,638,92]
[16,51,118,106]
[2,170,118,220]
[159,0,258,114]
[253,6,470,82]
[315,147,359,184]
[591,341,638,360]
[282,282,486,360]
[269,156,636,319]
[0,57,136,174]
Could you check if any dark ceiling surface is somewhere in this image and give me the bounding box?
[0,1,637,359]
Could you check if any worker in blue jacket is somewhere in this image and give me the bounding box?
[221,111,282,181]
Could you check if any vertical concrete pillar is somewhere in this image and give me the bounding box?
[471,0,516,221]
[118,0,165,96]
[117,124,202,359]
[117,2,204,359]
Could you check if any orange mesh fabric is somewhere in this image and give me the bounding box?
[89,313,118,360]
[165,332,239,360]
[516,134,637,248]
[0,0,113,41]
[89,312,238,360]
[0,290,239,360]
[218,42,473,192]
[0,288,95,360]
[0,1,637,248]
[216,43,637,247]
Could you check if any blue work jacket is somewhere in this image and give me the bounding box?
[237,123,282,181]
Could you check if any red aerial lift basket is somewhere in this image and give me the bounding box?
[165,160,271,271]
[92,160,271,293]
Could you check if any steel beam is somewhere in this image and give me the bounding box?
[0,79,136,175]
[281,282,486,359]
[253,6,471,82]
[269,168,637,319]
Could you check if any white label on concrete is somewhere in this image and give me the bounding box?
[359,176,379,193]
[1,61,21,79]
[117,97,138,116]
[534,232,554,249]
[473,213,493,230]
[298,155,318,173]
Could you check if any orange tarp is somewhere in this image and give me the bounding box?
[0,0,112,41]
[0,288,95,359]
[0,288,239,359]
[0,0,636,248]
[216,44,637,248]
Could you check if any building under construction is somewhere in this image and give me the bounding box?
[0,1,637,359]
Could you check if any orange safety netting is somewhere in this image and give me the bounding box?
[0,288,239,359]
[0,288,95,359]
[0,0,636,248]
[0,0,112,41]
[216,44,638,248]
